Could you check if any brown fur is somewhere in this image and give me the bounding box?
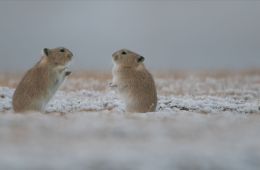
[12,47,73,113]
[111,49,157,113]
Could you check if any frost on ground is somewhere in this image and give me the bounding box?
[0,71,260,170]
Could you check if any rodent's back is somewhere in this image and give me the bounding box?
[13,66,50,112]
[120,68,157,112]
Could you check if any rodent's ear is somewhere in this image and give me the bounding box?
[137,56,145,63]
[43,48,49,56]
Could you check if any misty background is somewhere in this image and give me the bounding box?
[0,0,259,72]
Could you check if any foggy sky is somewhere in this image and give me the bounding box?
[0,1,259,71]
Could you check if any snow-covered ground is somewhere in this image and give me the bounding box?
[0,71,260,170]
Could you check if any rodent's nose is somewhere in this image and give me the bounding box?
[112,55,119,61]
[112,51,118,57]
[67,52,73,60]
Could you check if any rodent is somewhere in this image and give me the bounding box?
[110,49,157,113]
[12,47,73,113]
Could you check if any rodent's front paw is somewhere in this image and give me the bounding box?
[109,82,118,88]
[65,71,72,76]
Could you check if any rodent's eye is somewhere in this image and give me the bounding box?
[60,48,65,52]
[121,51,127,55]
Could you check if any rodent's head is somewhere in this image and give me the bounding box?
[112,49,145,68]
[43,47,73,67]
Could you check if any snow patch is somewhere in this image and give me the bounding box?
[1,86,258,114]
[1,74,260,170]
